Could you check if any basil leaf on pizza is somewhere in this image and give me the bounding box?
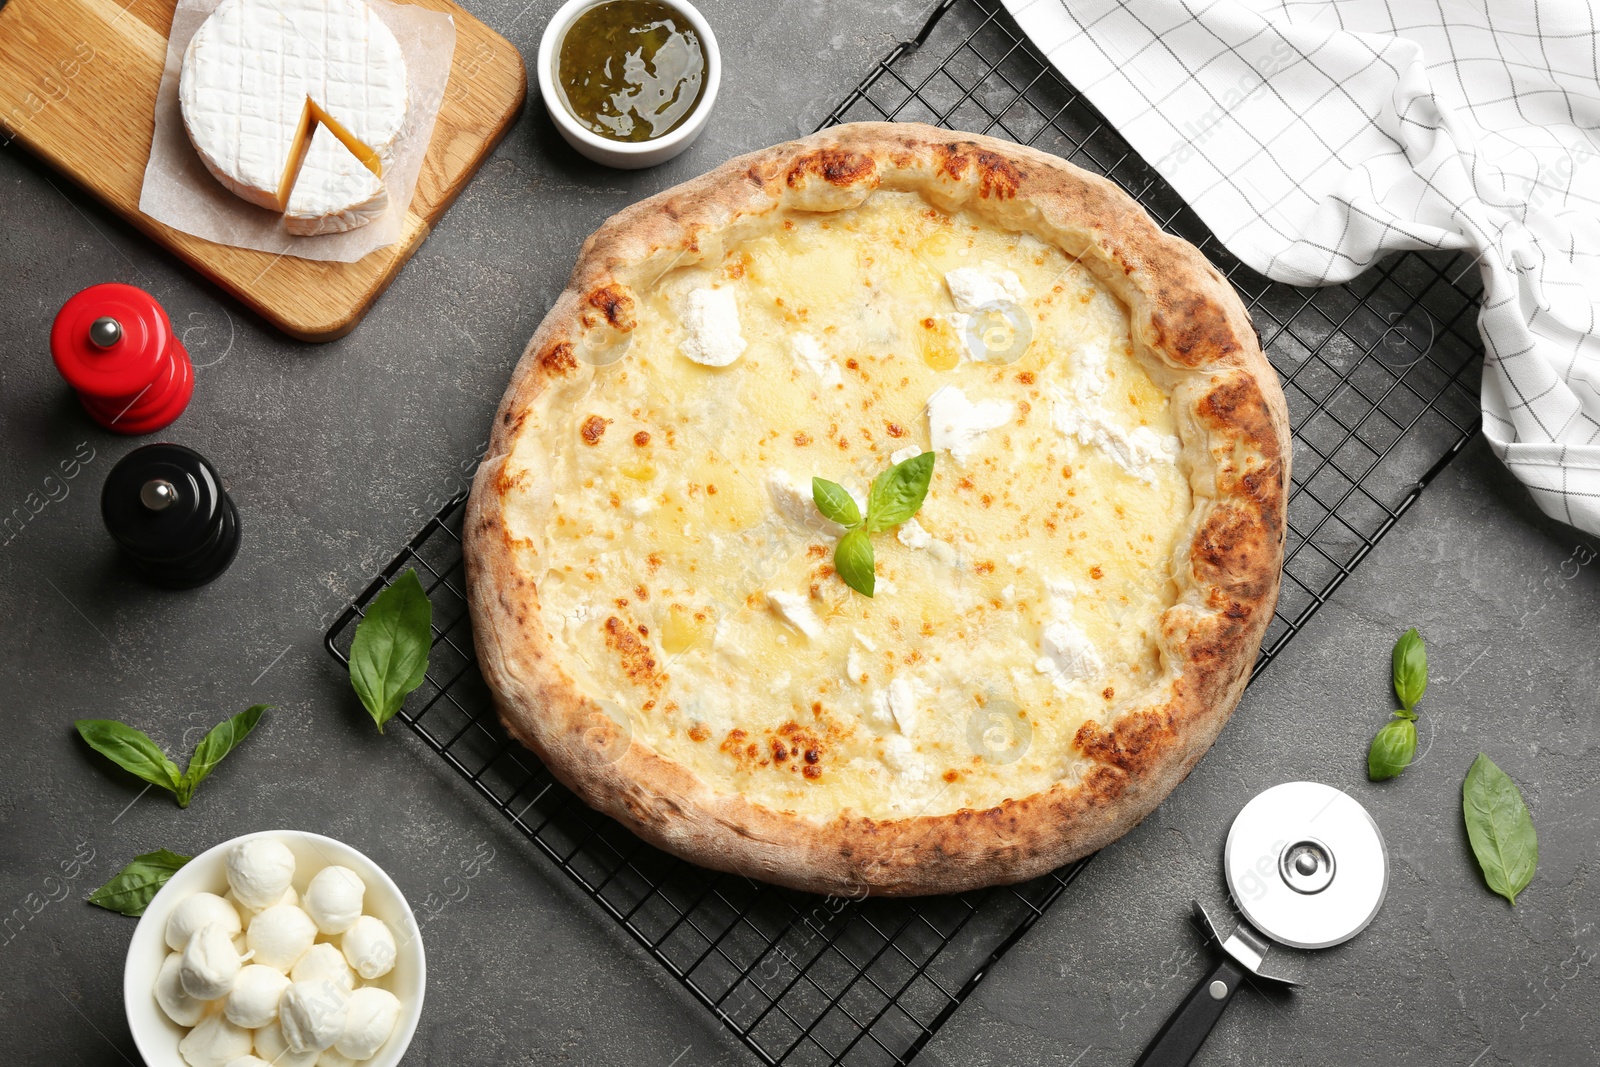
[834,528,876,598]
[812,477,862,528]
[464,125,1290,895]
[865,452,934,532]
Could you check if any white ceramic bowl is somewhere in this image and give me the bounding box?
[537,0,722,169]
[125,830,425,1067]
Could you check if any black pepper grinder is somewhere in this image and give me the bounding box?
[101,443,241,588]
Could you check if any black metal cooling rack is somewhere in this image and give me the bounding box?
[324,1,1483,1063]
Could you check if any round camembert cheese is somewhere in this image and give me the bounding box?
[178,0,409,234]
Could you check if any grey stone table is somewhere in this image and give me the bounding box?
[1,1,1595,1065]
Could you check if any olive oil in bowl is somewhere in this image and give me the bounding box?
[557,0,708,143]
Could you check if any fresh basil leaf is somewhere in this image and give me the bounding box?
[176,705,270,808]
[1463,753,1538,905]
[865,452,935,533]
[812,477,861,528]
[349,569,433,732]
[1392,628,1427,711]
[75,720,182,795]
[1367,716,1417,781]
[88,849,192,917]
[834,528,875,598]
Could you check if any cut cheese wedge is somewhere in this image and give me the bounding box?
[284,123,389,235]
[178,0,409,234]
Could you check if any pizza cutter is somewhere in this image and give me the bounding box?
[1134,782,1388,1067]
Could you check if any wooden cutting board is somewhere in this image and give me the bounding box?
[0,0,526,341]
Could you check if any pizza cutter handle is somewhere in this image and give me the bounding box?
[1132,954,1246,1067]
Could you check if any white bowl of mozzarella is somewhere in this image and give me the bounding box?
[124,831,425,1067]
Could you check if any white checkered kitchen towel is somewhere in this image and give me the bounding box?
[1005,0,1600,533]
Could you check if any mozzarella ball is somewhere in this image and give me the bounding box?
[166,893,241,952]
[253,1019,318,1067]
[155,950,210,1026]
[335,986,401,1060]
[247,904,318,971]
[224,963,291,1028]
[178,1013,251,1067]
[226,838,296,909]
[224,1059,273,1067]
[316,1050,361,1067]
[280,980,349,1053]
[302,867,365,935]
[227,885,298,928]
[339,916,396,980]
[180,923,242,1000]
[291,943,355,994]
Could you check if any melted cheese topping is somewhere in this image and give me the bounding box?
[503,191,1193,817]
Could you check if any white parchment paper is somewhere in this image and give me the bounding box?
[139,0,455,263]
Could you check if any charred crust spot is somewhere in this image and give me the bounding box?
[934,144,1022,198]
[603,616,659,688]
[786,148,876,188]
[586,285,637,331]
[886,422,907,438]
[633,430,651,447]
[688,723,710,742]
[539,341,578,375]
[973,150,1022,198]
[794,431,812,447]
[936,145,970,182]
[1017,371,1035,385]
[581,415,608,444]
[1192,502,1274,600]
[1149,291,1242,369]
[1197,375,1284,464]
[1074,711,1176,777]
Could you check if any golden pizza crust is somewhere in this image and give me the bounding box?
[465,123,1289,896]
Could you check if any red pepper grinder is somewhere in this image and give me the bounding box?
[50,283,194,434]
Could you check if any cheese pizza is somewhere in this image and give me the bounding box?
[465,123,1289,895]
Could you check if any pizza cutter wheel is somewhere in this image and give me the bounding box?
[1133,782,1388,1067]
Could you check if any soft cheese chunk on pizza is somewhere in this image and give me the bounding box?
[468,124,1290,895]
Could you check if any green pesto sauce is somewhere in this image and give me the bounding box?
[557,0,707,142]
